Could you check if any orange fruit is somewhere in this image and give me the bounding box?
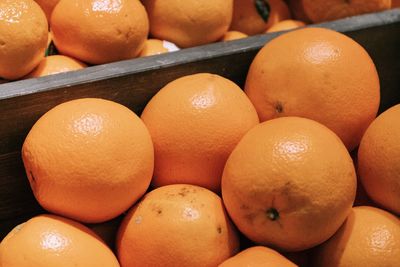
[25,55,87,78]
[116,184,240,267]
[51,0,149,64]
[266,19,306,33]
[286,0,312,23]
[245,27,380,151]
[221,31,249,41]
[393,0,400,7]
[229,0,291,35]
[0,0,48,80]
[297,0,391,23]
[221,117,357,251]
[140,73,259,192]
[313,206,400,266]
[139,39,180,57]
[142,0,233,48]
[22,98,154,223]
[218,246,297,267]
[357,104,400,215]
[0,214,120,267]
[34,0,60,22]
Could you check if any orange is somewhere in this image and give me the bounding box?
[221,117,357,251]
[0,0,48,80]
[116,184,240,267]
[0,214,119,267]
[142,0,233,48]
[266,19,306,33]
[218,246,297,267]
[139,39,180,57]
[357,104,400,215]
[22,98,154,223]
[286,0,312,23]
[393,0,400,7]
[51,0,149,64]
[245,27,380,151]
[229,0,291,35]
[34,0,60,22]
[313,206,400,266]
[297,0,391,23]
[25,55,87,78]
[140,73,259,192]
[221,31,249,41]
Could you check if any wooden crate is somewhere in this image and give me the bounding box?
[0,9,399,239]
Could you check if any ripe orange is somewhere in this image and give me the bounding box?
[25,55,87,78]
[0,0,48,80]
[357,104,400,215]
[296,0,391,23]
[221,117,357,251]
[393,0,400,7]
[51,0,149,64]
[221,31,249,41]
[266,19,306,33]
[142,0,233,48]
[229,0,291,35]
[245,27,380,151]
[22,98,154,223]
[313,206,400,266]
[0,214,120,267]
[141,73,259,192]
[218,246,297,267]
[34,0,60,22]
[139,39,179,57]
[116,184,240,267]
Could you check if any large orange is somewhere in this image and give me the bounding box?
[142,0,233,48]
[245,27,380,151]
[218,246,297,267]
[140,73,259,192]
[0,0,48,80]
[229,0,291,35]
[34,0,60,22]
[0,214,120,267]
[51,0,149,64]
[22,98,154,223]
[25,55,87,78]
[313,206,400,266]
[116,184,239,267]
[357,104,400,215]
[221,117,357,251]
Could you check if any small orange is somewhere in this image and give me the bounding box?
[221,117,357,251]
[0,214,120,267]
[142,0,233,48]
[0,0,48,80]
[51,0,149,64]
[139,39,180,57]
[116,184,240,267]
[245,27,380,151]
[266,19,306,33]
[25,55,87,78]
[313,206,400,266]
[221,31,249,41]
[357,104,400,215]
[34,0,60,22]
[229,0,291,35]
[141,73,259,192]
[22,98,154,223]
[218,246,297,267]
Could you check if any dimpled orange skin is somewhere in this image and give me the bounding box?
[0,0,48,80]
[266,19,306,33]
[25,55,87,78]
[229,0,291,35]
[22,98,154,223]
[221,117,357,251]
[34,0,60,22]
[218,246,297,267]
[313,206,400,267]
[245,27,380,151]
[357,104,400,215]
[221,31,249,41]
[142,0,233,48]
[139,39,169,57]
[51,0,149,64]
[0,214,120,267]
[140,73,259,193]
[117,184,240,267]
